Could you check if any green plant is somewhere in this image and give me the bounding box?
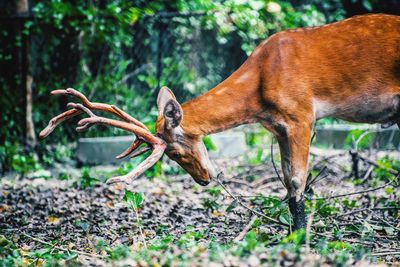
[345,129,375,150]
[373,156,400,182]
[124,190,147,248]
[42,144,74,166]
[0,141,41,174]
[254,195,290,224]
[201,187,222,212]
[75,167,98,189]
[11,154,41,175]
[0,235,79,266]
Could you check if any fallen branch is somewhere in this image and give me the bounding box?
[370,212,400,231]
[313,177,398,200]
[336,207,400,218]
[306,166,328,188]
[314,232,376,247]
[358,154,399,176]
[371,251,400,256]
[216,175,288,227]
[310,151,347,167]
[233,215,257,242]
[225,178,254,187]
[361,165,374,183]
[20,232,104,259]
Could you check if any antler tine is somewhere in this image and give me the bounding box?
[66,103,96,132]
[115,139,143,159]
[67,102,95,117]
[57,88,147,129]
[129,146,151,158]
[40,108,83,138]
[41,88,167,185]
[69,103,166,184]
[111,105,147,130]
[107,143,166,185]
[40,88,149,138]
[69,103,162,147]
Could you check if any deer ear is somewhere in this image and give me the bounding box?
[157,86,176,115]
[163,99,183,128]
[157,86,183,128]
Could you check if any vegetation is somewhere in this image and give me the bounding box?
[1,0,399,266]
[1,149,399,266]
[1,0,396,172]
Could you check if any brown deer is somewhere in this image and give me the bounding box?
[41,14,400,230]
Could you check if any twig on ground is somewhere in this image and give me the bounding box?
[252,176,282,187]
[20,232,104,259]
[233,215,257,242]
[371,251,400,256]
[358,154,399,176]
[361,166,374,183]
[310,152,346,167]
[336,207,400,218]
[314,232,376,247]
[306,166,328,188]
[225,178,253,187]
[370,211,400,231]
[313,177,397,200]
[216,175,288,227]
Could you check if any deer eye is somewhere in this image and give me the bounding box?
[172,152,182,160]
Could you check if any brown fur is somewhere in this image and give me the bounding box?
[157,14,400,201]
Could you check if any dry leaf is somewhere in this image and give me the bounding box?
[0,204,9,213]
[47,216,60,225]
[212,211,224,217]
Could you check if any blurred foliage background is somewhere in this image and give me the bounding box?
[0,0,399,172]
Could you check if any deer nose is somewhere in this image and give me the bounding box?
[196,179,210,186]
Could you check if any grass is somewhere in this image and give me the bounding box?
[0,146,398,266]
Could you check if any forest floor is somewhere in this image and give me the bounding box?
[0,148,399,266]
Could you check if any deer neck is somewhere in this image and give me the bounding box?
[180,67,262,136]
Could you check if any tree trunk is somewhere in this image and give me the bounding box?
[16,0,37,149]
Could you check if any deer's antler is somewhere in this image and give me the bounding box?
[40,88,166,185]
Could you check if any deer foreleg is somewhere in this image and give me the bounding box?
[276,121,312,231]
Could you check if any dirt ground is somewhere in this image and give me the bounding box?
[0,148,399,266]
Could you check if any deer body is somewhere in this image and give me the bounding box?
[157,14,400,229]
[42,14,400,231]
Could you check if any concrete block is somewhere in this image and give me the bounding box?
[315,124,399,150]
[209,131,247,158]
[77,136,136,165]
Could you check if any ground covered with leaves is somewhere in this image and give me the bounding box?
[0,148,399,266]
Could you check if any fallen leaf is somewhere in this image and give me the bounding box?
[212,211,224,217]
[47,216,60,225]
[0,204,9,213]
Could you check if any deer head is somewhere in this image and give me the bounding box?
[155,87,219,186]
[40,87,218,186]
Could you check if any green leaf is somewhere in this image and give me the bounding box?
[226,200,238,212]
[124,190,143,210]
[385,186,394,195]
[279,213,290,225]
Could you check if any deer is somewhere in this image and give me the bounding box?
[40,14,400,231]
